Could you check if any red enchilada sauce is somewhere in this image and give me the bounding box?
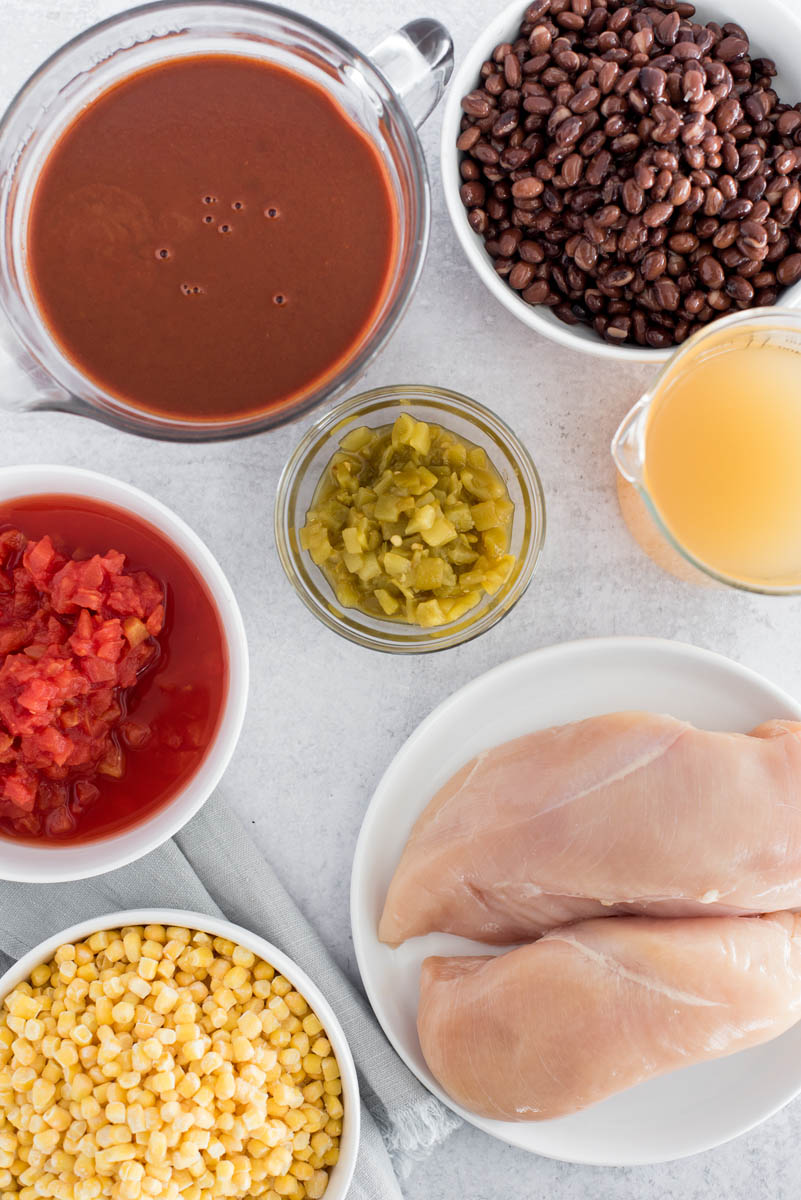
[0,496,227,842]
[26,56,397,422]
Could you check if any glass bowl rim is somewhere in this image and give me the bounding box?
[274,383,547,654]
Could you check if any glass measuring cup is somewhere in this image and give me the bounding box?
[0,1,453,441]
[612,307,801,594]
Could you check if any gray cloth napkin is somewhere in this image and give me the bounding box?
[0,792,460,1198]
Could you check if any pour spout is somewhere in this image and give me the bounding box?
[0,310,70,416]
[611,397,649,485]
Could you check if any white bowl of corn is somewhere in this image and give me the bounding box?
[0,910,359,1200]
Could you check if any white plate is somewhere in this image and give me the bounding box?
[351,637,801,1166]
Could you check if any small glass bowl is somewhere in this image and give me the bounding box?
[274,384,546,653]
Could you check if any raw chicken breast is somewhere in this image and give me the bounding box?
[418,912,801,1121]
[379,713,801,945]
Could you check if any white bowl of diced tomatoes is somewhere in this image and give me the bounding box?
[0,465,248,881]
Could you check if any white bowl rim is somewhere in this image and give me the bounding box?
[0,465,249,883]
[0,906,359,1200]
[439,0,801,364]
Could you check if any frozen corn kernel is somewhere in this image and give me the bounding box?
[238,1012,261,1040]
[153,987,178,1016]
[302,1015,322,1039]
[0,925,342,1200]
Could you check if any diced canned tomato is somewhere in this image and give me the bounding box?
[0,530,165,837]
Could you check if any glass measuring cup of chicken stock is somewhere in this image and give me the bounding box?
[0,1,453,441]
[612,307,801,594]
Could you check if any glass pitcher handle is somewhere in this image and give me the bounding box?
[370,19,454,128]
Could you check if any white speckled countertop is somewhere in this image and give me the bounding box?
[3,0,801,1195]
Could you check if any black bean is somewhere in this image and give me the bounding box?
[709,288,733,311]
[741,219,768,246]
[697,254,725,288]
[776,149,798,176]
[554,115,584,146]
[509,260,536,288]
[582,150,609,187]
[519,239,546,263]
[598,61,620,94]
[643,202,673,228]
[642,249,668,279]
[605,315,632,339]
[460,181,486,208]
[606,265,636,286]
[667,177,691,207]
[504,53,523,89]
[468,208,489,234]
[712,221,739,249]
[512,176,545,199]
[474,142,499,165]
[522,279,556,303]
[574,237,599,270]
[783,186,801,216]
[462,92,492,118]
[557,10,585,31]
[670,232,699,254]
[556,49,582,72]
[456,126,481,152]
[696,217,720,239]
[726,275,754,302]
[778,110,801,136]
[777,254,801,286]
[493,109,520,137]
[525,0,551,21]
[646,327,674,348]
[501,145,532,170]
[639,66,668,100]
[498,228,523,257]
[657,11,681,46]
[654,278,681,309]
[717,36,749,63]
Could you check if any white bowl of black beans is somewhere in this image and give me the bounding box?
[441,0,801,361]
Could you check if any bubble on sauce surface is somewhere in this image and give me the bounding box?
[203,215,214,224]
[202,195,217,205]
[232,200,244,211]
[218,223,232,234]
[180,283,205,296]
[265,207,280,220]
[273,293,287,306]
[155,248,170,260]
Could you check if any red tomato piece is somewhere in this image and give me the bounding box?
[0,531,165,836]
